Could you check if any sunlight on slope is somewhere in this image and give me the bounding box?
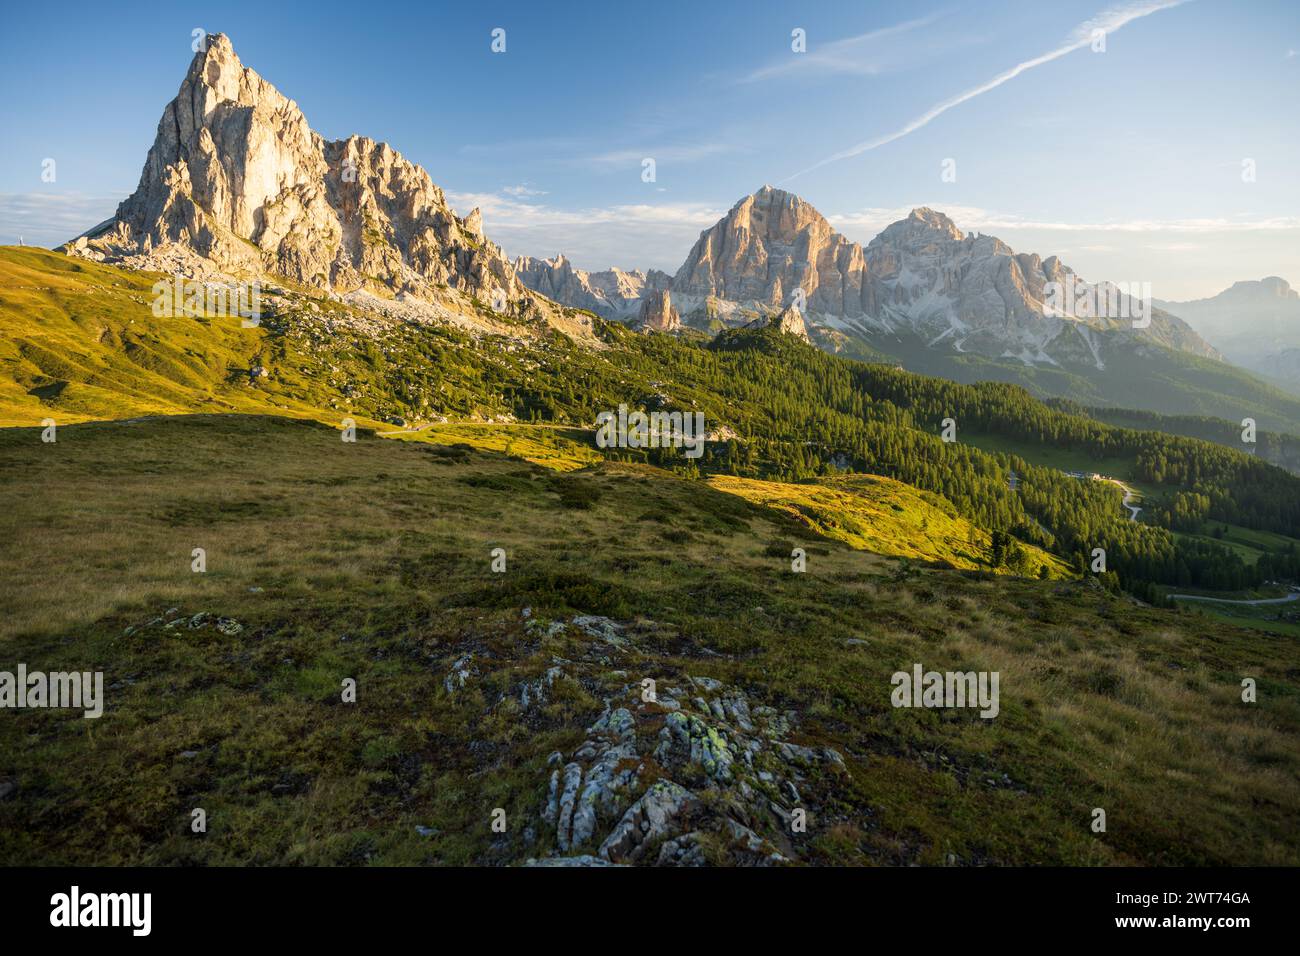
[0,247,333,426]
[709,473,1072,578]
[383,422,602,471]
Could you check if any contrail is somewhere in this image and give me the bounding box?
[785,0,1189,181]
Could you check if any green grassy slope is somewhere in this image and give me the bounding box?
[708,473,1069,578]
[0,246,580,430]
[0,247,296,424]
[1176,521,1300,564]
[0,416,1296,865]
[8,245,1300,614]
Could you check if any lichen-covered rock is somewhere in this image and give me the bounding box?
[443,654,474,694]
[524,855,622,867]
[655,710,736,782]
[533,652,845,866]
[518,665,565,709]
[547,704,640,852]
[599,780,697,863]
[570,615,628,647]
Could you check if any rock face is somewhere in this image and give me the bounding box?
[1157,277,1300,386]
[858,206,1217,367]
[673,185,877,318]
[62,34,526,311]
[676,192,1217,368]
[519,184,1220,371]
[635,289,681,333]
[513,254,671,319]
[536,668,844,866]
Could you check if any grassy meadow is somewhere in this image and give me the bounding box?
[1,415,1297,865]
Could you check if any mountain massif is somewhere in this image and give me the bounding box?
[61,33,593,341]
[521,188,1300,438]
[523,186,1216,363]
[53,34,1300,442]
[513,254,672,320]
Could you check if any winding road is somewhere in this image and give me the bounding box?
[1104,479,1142,522]
[1169,592,1300,606]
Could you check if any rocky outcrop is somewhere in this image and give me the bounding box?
[474,611,852,866]
[745,303,811,342]
[514,254,671,319]
[62,34,531,316]
[538,675,820,865]
[635,289,681,333]
[530,631,846,864]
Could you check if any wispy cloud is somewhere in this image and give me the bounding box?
[827,204,1300,240]
[0,191,124,248]
[582,143,739,169]
[502,184,547,198]
[446,190,725,272]
[788,0,1190,179]
[740,12,944,83]
[458,137,742,172]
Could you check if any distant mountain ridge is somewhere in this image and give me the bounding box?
[46,36,1300,439]
[513,254,672,319]
[1156,277,1300,390]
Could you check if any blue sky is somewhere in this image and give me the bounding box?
[1,0,1296,298]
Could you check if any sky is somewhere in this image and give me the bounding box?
[0,0,1296,300]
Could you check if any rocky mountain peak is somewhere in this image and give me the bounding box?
[733,185,833,237]
[514,255,670,319]
[872,207,965,248]
[1153,275,1300,382]
[671,186,859,315]
[908,206,961,232]
[186,33,264,103]
[62,33,550,326]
